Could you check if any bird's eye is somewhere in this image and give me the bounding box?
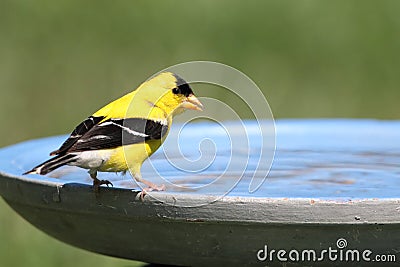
[172,87,180,94]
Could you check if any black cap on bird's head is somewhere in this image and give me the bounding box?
[172,73,194,97]
[171,73,203,111]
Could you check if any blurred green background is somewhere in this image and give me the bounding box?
[0,1,399,266]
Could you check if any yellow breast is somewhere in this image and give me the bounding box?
[98,140,162,175]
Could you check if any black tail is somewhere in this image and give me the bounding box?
[23,154,77,175]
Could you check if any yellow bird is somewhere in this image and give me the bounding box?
[24,72,203,192]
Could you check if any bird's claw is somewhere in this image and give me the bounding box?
[93,179,113,192]
[102,180,114,187]
[138,184,166,201]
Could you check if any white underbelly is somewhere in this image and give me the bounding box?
[68,150,113,170]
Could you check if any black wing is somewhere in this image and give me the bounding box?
[50,116,105,155]
[67,118,168,152]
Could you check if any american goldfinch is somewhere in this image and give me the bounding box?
[24,72,203,192]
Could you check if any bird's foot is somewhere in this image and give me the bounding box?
[93,178,113,192]
[139,184,166,201]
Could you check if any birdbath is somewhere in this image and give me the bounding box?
[0,119,399,266]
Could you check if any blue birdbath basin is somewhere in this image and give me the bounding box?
[0,119,399,266]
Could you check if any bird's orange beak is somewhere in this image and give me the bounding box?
[181,94,203,111]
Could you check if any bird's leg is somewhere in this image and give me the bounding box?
[89,169,113,192]
[135,175,165,200]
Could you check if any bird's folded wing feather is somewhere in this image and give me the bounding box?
[64,118,168,153]
[50,116,106,155]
